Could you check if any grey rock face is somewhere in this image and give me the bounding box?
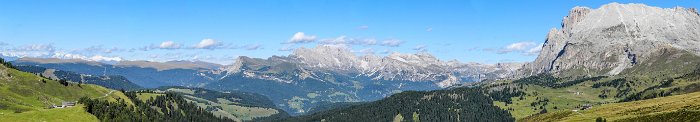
[524,3,700,76]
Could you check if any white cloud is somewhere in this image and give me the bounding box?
[380,39,404,47]
[79,45,123,54]
[413,45,427,51]
[52,51,87,59]
[426,28,433,32]
[321,43,351,50]
[159,41,182,49]
[0,44,56,58]
[15,44,56,51]
[319,36,376,46]
[0,42,7,46]
[362,39,377,45]
[497,41,535,54]
[243,44,262,50]
[525,43,543,56]
[357,25,369,30]
[0,44,124,63]
[1,50,52,58]
[287,32,317,44]
[506,42,535,51]
[140,39,238,50]
[194,39,223,49]
[496,41,542,56]
[51,51,122,62]
[319,36,348,45]
[89,55,123,62]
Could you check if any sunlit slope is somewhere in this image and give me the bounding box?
[520,91,700,122]
[0,64,131,121]
[486,48,700,120]
[137,87,287,121]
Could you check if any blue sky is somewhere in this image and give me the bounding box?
[0,0,698,64]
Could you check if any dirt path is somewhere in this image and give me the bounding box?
[98,90,115,99]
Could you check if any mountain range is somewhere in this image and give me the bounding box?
[10,46,521,114]
[289,3,700,121]
[3,2,700,121]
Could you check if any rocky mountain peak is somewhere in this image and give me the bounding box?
[219,43,522,88]
[291,45,362,71]
[562,6,591,35]
[385,52,442,67]
[525,3,700,76]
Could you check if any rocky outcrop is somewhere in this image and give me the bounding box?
[524,3,700,76]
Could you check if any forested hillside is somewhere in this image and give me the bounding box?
[79,92,234,122]
[154,87,289,121]
[286,87,514,122]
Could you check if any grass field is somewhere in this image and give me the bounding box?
[134,91,280,121]
[520,91,700,122]
[0,105,99,122]
[182,93,279,121]
[0,65,132,121]
[490,74,700,120]
[490,78,614,119]
[136,93,164,101]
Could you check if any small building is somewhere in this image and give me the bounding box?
[49,101,76,109]
[62,102,76,107]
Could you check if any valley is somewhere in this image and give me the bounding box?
[1,1,700,122]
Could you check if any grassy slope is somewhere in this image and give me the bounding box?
[170,87,281,121]
[136,93,164,101]
[0,65,131,121]
[0,105,99,122]
[493,83,609,119]
[136,88,280,121]
[488,48,700,120]
[520,91,700,122]
[492,73,700,120]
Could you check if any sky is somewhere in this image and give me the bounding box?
[0,0,698,64]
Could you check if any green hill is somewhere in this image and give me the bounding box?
[477,49,700,121]
[14,65,143,90]
[1,105,99,122]
[0,59,132,121]
[0,58,232,122]
[520,91,700,122]
[150,86,289,121]
[81,91,234,122]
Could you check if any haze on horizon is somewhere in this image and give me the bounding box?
[0,0,697,65]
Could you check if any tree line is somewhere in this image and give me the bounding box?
[286,87,515,122]
[79,91,233,122]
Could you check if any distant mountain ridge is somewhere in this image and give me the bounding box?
[14,65,142,90]
[294,3,700,121]
[12,58,224,88]
[117,60,223,71]
[209,45,524,114]
[223,45,522,87]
